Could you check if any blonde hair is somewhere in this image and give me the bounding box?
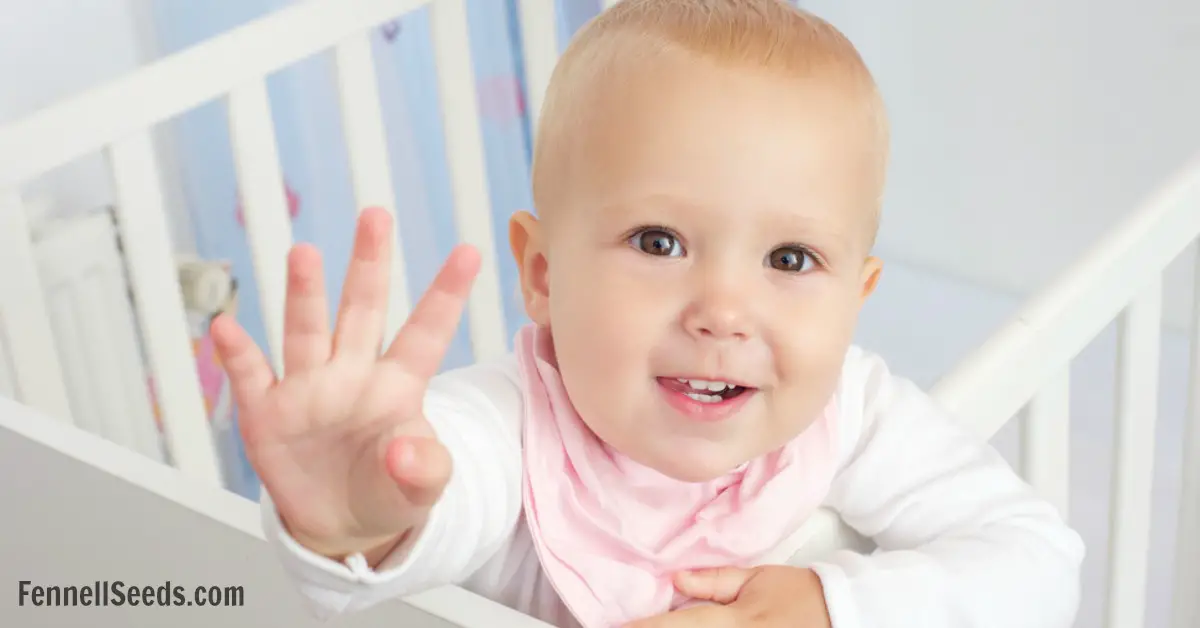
[530,0,889,242]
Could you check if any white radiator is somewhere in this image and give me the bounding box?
[25,207,166,464]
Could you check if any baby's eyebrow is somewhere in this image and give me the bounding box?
[758,210,852,242]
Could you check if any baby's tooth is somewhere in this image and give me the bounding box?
[705,381,727,392]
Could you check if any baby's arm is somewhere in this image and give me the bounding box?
[260,357,525,619]
[809,347,1085,628]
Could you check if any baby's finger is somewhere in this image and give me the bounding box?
[382,244,480,381]
[673,567,757,604]
[332,207,393,360]
[283,243,331,374]
[210,313,276,409]
[384,435,453,508]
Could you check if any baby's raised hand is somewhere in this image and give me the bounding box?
[210,207,479,561]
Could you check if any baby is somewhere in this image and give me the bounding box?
[211,1,1085,626]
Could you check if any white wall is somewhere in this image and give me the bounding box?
[805,0,1200,330]
[0,0,193,252]
[0,1,148,121]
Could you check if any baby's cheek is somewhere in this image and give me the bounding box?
[554,264,664,333]
[772,308,853,397]
[780,285,858,340]
[548,281,639,367]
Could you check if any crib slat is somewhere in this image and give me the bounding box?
[1105,278,1162,628]
[428,0,509,360]
[106,133,223,487]
[1172,247,1200,628]
[227,79,293,375]
[517,0,559,126]
[0,190,73,423]
[333,32,411,342]
[1021,368,1071,518]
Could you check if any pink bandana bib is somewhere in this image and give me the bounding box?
[513,324,839,627]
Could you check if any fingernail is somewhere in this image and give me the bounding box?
[398,441,418,471]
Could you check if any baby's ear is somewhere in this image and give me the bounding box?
[508,211,551,325]
[858,256,883,303]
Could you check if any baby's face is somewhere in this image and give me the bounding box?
[515,54,883,482]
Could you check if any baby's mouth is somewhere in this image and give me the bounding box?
[658,377,751,403]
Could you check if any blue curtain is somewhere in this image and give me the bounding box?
[149,0,603,498]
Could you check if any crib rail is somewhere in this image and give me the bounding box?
[930,154,1200,627]
[0,0,513,489]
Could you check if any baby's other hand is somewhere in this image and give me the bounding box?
[211,207,479,562]
[624,565,832,628]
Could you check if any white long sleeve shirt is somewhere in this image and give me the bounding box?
[260,345,1085,627]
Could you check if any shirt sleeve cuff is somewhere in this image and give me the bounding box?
[810,559,863,628]
[259,485,456,614]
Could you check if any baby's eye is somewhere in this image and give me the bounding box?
[630,229,684,257]
[768,246,816,272]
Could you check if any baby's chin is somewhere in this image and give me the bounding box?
[623,439,760,483]
[582,412,775,482]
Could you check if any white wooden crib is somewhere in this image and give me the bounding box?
[0,0,1195,627]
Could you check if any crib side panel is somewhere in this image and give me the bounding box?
[0,1,572,626]
[930,153,1200,628]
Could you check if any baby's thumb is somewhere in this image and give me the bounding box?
[384,436,452,508]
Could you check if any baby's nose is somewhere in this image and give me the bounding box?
[683,296,751,341]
